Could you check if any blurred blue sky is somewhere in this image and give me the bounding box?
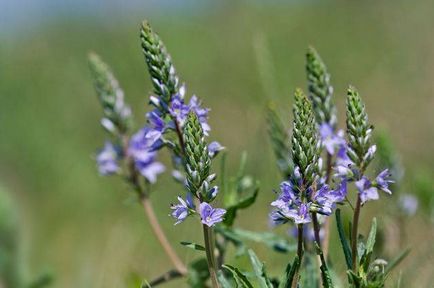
[0,0,216,36]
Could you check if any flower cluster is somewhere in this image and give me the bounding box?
[271,178,347,225]
[171,112,226,226]
[270,89,347,226]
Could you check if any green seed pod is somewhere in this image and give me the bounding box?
[183,112,211,199]
[306,47,336,127]
[291,88,321,188]
[140,21,180,113]
[88,53,132,134]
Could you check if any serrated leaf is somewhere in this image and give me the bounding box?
[180,241,206,251]
[222,265,253,288]
[336,209,352,269]
[247,249,273,288]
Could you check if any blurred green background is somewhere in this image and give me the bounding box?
[0,0,433,287]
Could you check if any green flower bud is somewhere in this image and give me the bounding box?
[291,88,321,188]
[140,21,180,113]
[183,112,211,199]
[306,47,336,127]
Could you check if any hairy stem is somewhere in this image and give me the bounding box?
[351,195,362,272]
[292,224,304,288]
[203,225,220,288]
[142,195,188,275]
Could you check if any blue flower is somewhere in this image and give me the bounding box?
[374,169,393,194]
[169,94,210,135]
[355,176,379,204]
[319,123,345,155]
[208,141,225,158]
[199,202,226,227]
[131,149,165,183]
[96,142,120,175]
[288,203,312,224]
[170,194,195,225]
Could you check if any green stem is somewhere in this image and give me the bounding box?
[203,225,220,288]
[322,152,333,258]
[312,212,327,268]
[292,224,304,288]
[351,195,362,272]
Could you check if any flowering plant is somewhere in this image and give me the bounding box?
[89,22,410,288]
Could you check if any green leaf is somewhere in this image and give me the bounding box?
[180,241,206,251]
[314,243,333,288]
[218,270,232,288]
[278,262,292,288]
[222,265,253,288]
[223,183,259,226]
[346,270,361,288]
[384,248,410,276]
[336,209,352,269]
[287,256,300,288]
[215,226,296,254]
[365,218,377,255]
[247,249,273,288]
[302,253,319,288]
[188,258,210,288]
[360,218,377,272]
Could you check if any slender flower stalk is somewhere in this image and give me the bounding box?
[183,112,223,288]
[345,86,373,272]
[89,52,187,275]
[306,47,340,258]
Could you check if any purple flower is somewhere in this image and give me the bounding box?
[199,202,226,227]
[398,194,418,216]
[208,141,225,158]
[355,176,379,204]
[169,94,210,135]
[130,126,163,152]
[171,194,195,225]
[132,150,165,183]
[319,123,345,155]
[269,210,289,226]
[96,142,120,175]
[291,203,312,224]
[336,144,353,168]
[146,110,166,132]
[374,169,393,194]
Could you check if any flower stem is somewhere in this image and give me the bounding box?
[351,195,362,272]
[322,152,333,258]
[122,134,187,276]
[142,195,188,275]
[312,213,327,266]
[203,224,220,288]
[292,224,304,288]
